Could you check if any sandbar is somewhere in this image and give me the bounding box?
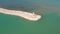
[0,8,41,21]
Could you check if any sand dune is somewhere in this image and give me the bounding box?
[0,8,41,21]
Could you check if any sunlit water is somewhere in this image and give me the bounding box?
[0,0,60,34]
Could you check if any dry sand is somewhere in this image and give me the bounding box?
[0,8,41,21]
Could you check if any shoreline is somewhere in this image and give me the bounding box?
[0,8,41,21]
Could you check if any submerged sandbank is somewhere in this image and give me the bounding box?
[0,8,41,21]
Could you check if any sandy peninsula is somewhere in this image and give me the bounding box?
[0,8,41,21]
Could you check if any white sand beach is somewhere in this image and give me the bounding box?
[0,8,41,21]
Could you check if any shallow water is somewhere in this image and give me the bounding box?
[0,0,60,34]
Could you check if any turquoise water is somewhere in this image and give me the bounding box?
[0,0,60,34]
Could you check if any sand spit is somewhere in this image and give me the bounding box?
[0,8,41,21]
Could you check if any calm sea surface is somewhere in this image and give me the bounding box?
[0,0,60,34]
